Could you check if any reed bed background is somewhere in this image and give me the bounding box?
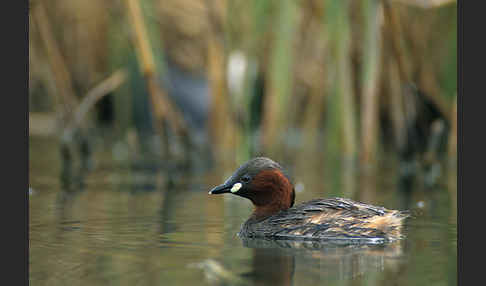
[29,0,457,177]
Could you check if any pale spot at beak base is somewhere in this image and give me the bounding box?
[231,183,242,193]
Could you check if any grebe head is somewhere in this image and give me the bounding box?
[209,157,295,219]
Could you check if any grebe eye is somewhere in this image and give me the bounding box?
[241,175,251,183]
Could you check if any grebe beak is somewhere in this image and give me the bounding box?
[208,183,231,195]
[209,182,243,195]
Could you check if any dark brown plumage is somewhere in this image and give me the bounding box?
[209,157,409,244]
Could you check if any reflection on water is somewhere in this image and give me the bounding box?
[248,246,295,286]
[29,137,457,286]
[243,238,404,284]
[191,236,407,286]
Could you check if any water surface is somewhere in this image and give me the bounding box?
[29,136,457,286]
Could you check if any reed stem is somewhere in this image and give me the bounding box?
[327,0,357,158]
[448,95,457,160]
[123,0,188,138]
[360,0,383,164]
[206,0,237,158]
[32,2,79,126]
[261,0,296,153]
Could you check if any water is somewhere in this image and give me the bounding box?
[29,136,457,286]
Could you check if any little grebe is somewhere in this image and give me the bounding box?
[209,157,409,243]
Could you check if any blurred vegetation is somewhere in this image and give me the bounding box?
[29,0,457,178]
